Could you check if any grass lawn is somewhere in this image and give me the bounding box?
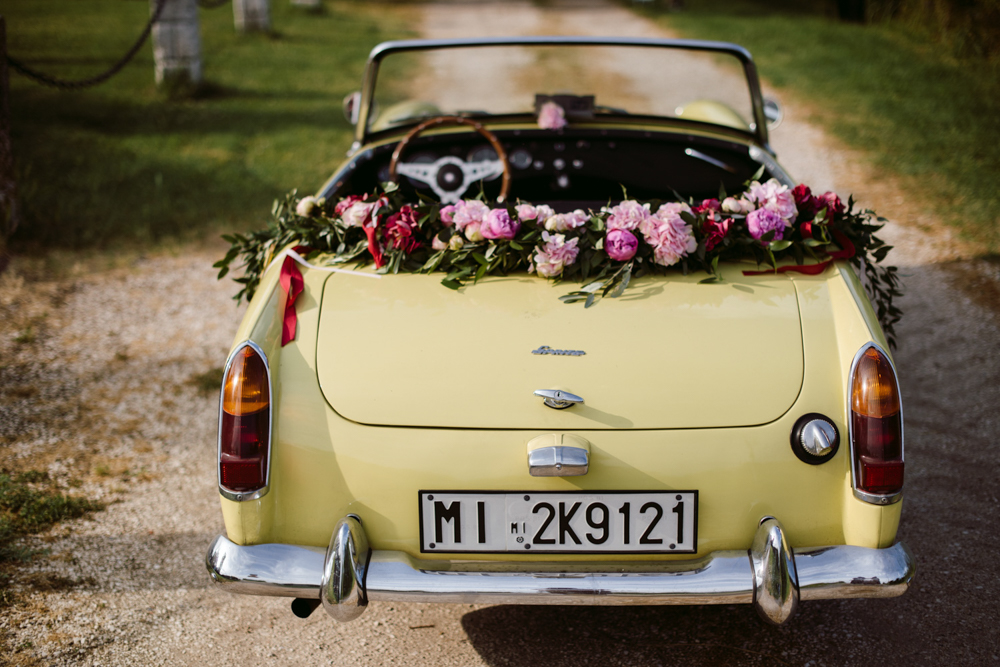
[638,0,1000,251]
[5,0,414,250]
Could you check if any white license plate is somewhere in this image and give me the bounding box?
[418,491,697,554]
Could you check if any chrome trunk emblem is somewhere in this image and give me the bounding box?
[532,345,585,356]
[534,389,584,409]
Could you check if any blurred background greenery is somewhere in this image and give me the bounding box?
[3,0,997,252]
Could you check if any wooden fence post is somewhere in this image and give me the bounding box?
[233,0,271,32]
[151,0,203,86]
[0,15,17,253]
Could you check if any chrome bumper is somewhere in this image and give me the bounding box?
[206,516,914,626]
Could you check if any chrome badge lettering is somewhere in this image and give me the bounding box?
[532,345,586,357]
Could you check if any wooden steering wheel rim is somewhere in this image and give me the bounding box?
[388,115,511,203]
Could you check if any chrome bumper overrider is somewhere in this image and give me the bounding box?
[206,516,914,626]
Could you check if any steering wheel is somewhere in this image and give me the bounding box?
[388,116,511,204]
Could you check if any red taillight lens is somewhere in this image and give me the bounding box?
[219,345,270,494]
[850,346,903,497]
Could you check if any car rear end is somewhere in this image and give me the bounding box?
[206,257,913,625]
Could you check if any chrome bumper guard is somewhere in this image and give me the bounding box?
[206,516,914,626]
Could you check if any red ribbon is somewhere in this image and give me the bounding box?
[743,228,855,277]
[279,246,309,346]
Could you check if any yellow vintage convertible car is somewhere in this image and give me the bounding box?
[206,37,913,626]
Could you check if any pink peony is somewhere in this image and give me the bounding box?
[464,221,484,243]
[341,199,376,228]
[335,194,365,217]
[544,209,589,232]
[722,196,755,215]
[693,198,721,214]
[703,216,732,251]
[537,101,568,130]
[481,208,520,240]
[747,208,786,242]
[384,205,420,253]
[606,200,652,231]
[643,209,697,267]
[532,231,579,278]
[516,203,555,222]
[432,234,448,251]
[296,196,322,217]
[748,178,798,223]
[605,228,638,261]
[439,204,457,227]
[451,200,490,231]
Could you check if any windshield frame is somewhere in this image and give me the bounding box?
[354,36,770,150]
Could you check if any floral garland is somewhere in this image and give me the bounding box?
[217,174,903,347]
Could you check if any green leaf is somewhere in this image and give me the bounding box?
[769,240,792,251]
[803,238,825,247]
[441,279,462,290]
[699,275,720,284]
[750,163,766,182]
[509,240,523,250]
[584,293,596,308]
[472,252,489,265]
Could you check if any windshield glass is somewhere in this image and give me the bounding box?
[370,44,755,132]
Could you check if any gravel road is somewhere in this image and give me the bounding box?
[2,1,998,665]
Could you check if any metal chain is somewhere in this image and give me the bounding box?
[5,0,168,90]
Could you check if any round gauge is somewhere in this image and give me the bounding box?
[510,148,533,170]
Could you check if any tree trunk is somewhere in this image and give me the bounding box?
[233,0,271,32]
[150,0,203,85]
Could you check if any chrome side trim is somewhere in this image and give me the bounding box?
[684,147,736,173]
[847,341,905,506]
[796,542,914,600]
[321,516,371,622]
[205,535,324,598]
[216,340,273,502]
[748,144,794,187]
[750,517,799,625]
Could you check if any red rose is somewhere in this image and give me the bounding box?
[818,191,845,219]
[792,184,818,221]
[703,216,732,251]
[384,205,421,253]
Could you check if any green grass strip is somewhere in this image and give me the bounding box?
[6,0,413,249]
[641,1,1000,250]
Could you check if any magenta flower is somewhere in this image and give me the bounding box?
[335,194,365,217]
[605,229,638,261]
[818,191,845,218]
[747,208,786,242]
[537,102,568,130]
[481,208,521,240]
[384,205,420,253]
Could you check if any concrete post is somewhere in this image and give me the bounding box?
[233,0,271,32]
[0,16,17,249]
[150,0,203,86]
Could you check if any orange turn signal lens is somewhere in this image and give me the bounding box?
[223,346,269,416]
[851,347,900,418]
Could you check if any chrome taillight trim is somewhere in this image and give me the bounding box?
[847,341,904,506]
[217,340,273,502]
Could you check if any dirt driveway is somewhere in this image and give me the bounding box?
[2,1,999,665]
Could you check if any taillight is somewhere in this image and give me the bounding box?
[219,343,271,498]
[849,344,903,501]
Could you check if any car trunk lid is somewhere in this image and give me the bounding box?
[315,264,802,430]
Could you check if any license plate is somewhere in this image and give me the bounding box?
[418,491,697,554]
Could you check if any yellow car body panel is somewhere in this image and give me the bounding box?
[220,258,901,560]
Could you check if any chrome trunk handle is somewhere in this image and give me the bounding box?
[534,389,584,409]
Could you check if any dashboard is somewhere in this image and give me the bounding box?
[322,128,769,208]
